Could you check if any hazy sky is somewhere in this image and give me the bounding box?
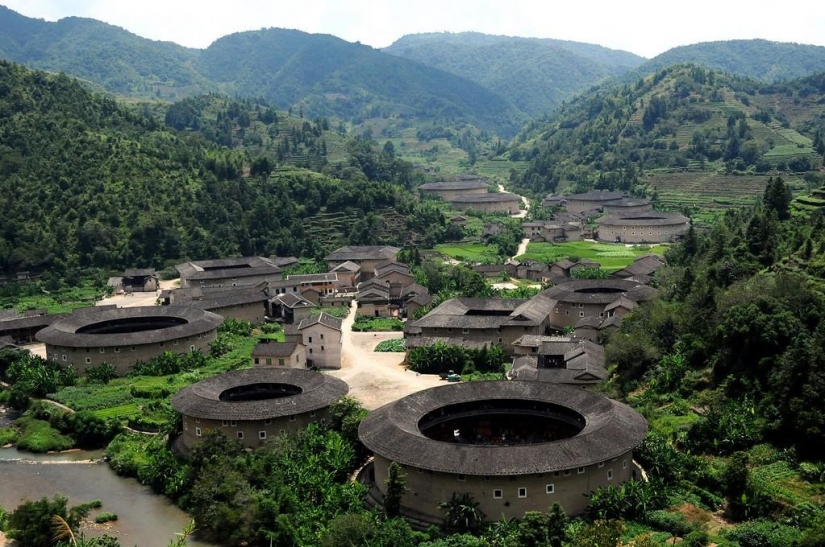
[6,0,825,58]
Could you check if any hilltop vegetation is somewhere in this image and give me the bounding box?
[639,39,825,82]
[0,7,522,137]
[509,65,825,212]
[0,61,450,275]
[197,29,524,136]
[0,5,207,96]
[385,32,644,117]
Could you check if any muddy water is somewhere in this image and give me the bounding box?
[0,447,214,547]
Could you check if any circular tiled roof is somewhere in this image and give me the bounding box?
[36,306,223,348]
[171,368,348,421]
[359,381,647,476]
[541,278,657,305]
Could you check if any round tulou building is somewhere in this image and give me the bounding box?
[171,368,349,452]
[359,381,647,524]
[36,306,223,375]
[596,212,690,243]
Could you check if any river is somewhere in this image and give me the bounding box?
[0,446,214,547]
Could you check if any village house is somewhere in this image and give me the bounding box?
[270,292,314,324]
[509,335,606,384]
[251,340,307,369]
[176,256,284,288]
[521,221,583,243]
[406,294,557,355]
[162,284,269,324]
[472,263,518,280]
[121,268,158,293]
[612,254,667,279]
[298,313,343,369]
[325,246,401,279]
[330,261,361,289]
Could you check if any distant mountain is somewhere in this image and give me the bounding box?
[384,32,645,116]
[197,28,525,135]
[0,5,209,96]
[640,39,825,82]
[0,7,524,136]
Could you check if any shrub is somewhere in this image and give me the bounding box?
[95,512,118,523]
[683,529,710,547]
[219,318,252,337]
[85,363,117,385]
[374,339,405,352]
[645,510,697,537]
[726,520,801,547]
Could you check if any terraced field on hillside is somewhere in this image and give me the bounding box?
[644,171,807,212]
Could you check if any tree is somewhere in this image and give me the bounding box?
[439,493,484,533]
[385,462,407,518]
[723,452,750,520]
[572,519,623,547]
[546,503,568,547]
[517,511,548,547]
[763,177,791,221]
[6,496,87,547]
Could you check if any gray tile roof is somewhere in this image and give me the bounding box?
[298,313,343,332]
[359,381,647,475]
[251,341,302,358]
[36,306,222,347]
[287,272,338,284]
[176,256,281,280]
[325,246,401,262]
[331,261,361,273]
[449,193,521,204]
[274,292,314,309]
[597,212,690,227]
[419,181,489,191]
[171,369,348,420]
[566,191,625,202]
[123,268,156,277]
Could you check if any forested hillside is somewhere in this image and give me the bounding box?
[385,32,644,116]
[509,65,825,211]
[196,28,524,136]
[0,8,523,137]
[0,61,445,275]
[0,5,208,97]
[639,39,825,82]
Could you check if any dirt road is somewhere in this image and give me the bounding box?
[498,183,530,219]
[327,303,441,410]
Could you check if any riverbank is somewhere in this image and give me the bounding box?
[0,447,212,547]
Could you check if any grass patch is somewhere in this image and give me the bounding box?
[95,512,118,524]
[0,283,106,315]
[0,426,18,445]
[50,335,261,425]
[352,316,404,332]
[517,241,665,269]
[434,243,504,263]
[14,416,74,453]
[374,339,405,352]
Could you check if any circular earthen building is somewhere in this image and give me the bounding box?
[359,381,647,523]
[37,306,222,375]
[171,368,348,452]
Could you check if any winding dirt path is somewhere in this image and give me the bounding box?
[326,303,441,410]
[497,183,530,219]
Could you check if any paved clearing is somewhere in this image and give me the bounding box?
[327,302,441,410]
[96,279,179,308]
